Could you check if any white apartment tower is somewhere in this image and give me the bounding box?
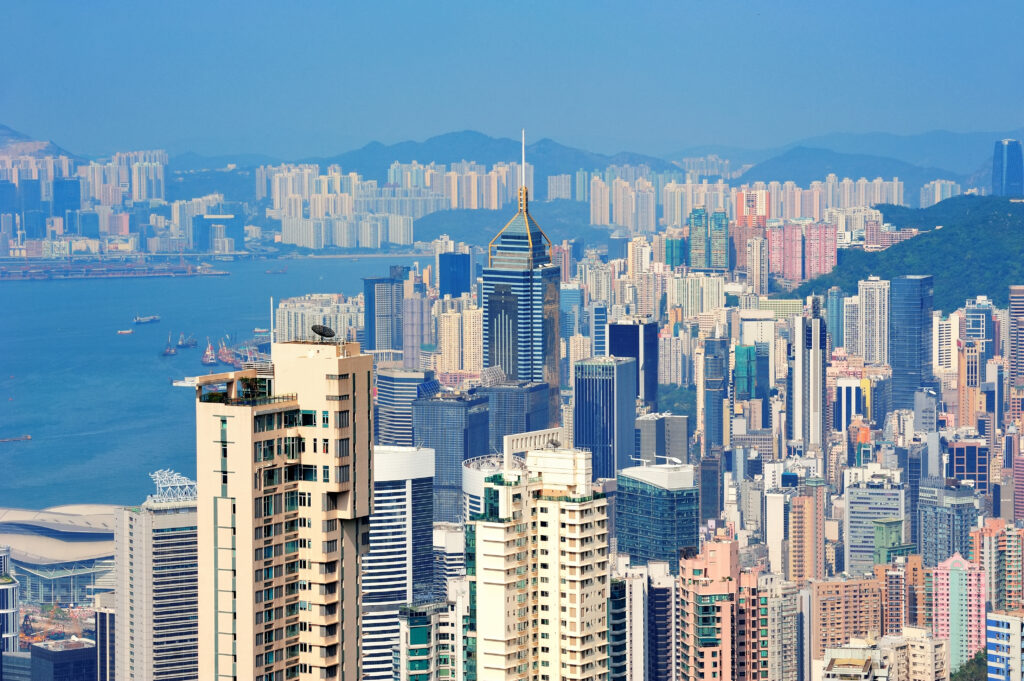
[858,276,890,365]
[191,340,373,681]
[115,471,199,681]
[465,446,610,680]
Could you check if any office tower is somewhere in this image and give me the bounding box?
[958,339,983,429]
[788,480,828,583]
[687,207,708,268]
[51,177,81,221]
[616,561,677,681]
[699,453,723,524]
[432,523,465,602]
[482,177,560,424]
[933,554,986,671]
[560,282,585,340]
[477,381,549,455]
[918,478,978,567]
[789,306,829,451]
[0,546,17,654]
[914,388,938,433]
[360,446,434,680]
[993,139,1024,196]
[464,447,609,681]
[844,477,906,575]
[826,286,845,348]
[858,276,890,365]
[809,578,883,661]
[834,377,865,432]
[574,356,637,480]
[964,295,996,362]
[708,210,729,270]
[702,335,729,455]
[634,412,689,465]
[589,302,609,356]
[375,365,439,447]
[607,318,659,409]
[746,236,769,294]
[363,275,405,353]
[616,464,699,574]
[115,471,198,681]
[437,252,471,299]
[30,640,97,681]
[96,606,115,681]
[947,440,991,494]
[191,339,373,681]
[1010,286,1024,388]
[890,275,935,409]
[412,390,489,523]
[402,295,432,369]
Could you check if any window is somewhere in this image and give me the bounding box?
[336,466,350,483]
[321,411,329,428]
[322,466,329,483]
[336,438,350,458]
[336,411,350,428]
[301,410,316,427]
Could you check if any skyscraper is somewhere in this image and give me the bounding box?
[993,139,1024,197]
[360,446,434,681]
[191,339,373,681]
[437,252,471,299]
[826,286,845,348]
[789,306,828,452]
[844,477,906,575]
[890,275,935,410]
[477,381,549,455]
[482,161,560,423]
[918,478,978,567]
[701,335,729,457]
[616,464,699,574]
[363,275,405,352]
[115,471,198,681]
[0,545,18,654]
[401,295,433,369]
[464,446,609,680]
[573,356,637,480]
[607,318,659,410]
[932,553,986,671]
[687,207,708,268]
[1010,285,1024,388]
[788,480,827,583]
[411,390,489,523]
[374,364,439,447]
[634,412,690,465]
[746,236,769,294]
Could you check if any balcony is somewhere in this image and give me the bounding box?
[201,392,297,407]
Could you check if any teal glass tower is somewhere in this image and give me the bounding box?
[616,464,699,574]
[482,143,560,423]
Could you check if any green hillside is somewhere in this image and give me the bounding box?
[792,196,1024,312]
[414,199,608,247]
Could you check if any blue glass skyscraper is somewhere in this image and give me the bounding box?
[573,356,637,479]
[477,381,549,455]
[993,139,1024,197]
[890,275,934,410]
[608,318,659,410]
[482,180,560,423]
[437,252,471,299]
[826,285,845,348]
[411,391,489,523]
[375,364,440,446]
[616,464,699,574]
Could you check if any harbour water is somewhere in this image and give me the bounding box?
[0,255,424,509]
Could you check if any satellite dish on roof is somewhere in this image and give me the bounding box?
[311,324,336,341]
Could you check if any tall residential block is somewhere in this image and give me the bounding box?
[932,553,986,671]
[464,446,610,680]
[858,276,890,365]
[191,340,373,681]
[115,472,198,681]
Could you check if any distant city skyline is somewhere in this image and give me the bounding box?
[2,1,1022,158]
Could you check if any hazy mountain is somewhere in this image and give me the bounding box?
[0,124,78,160]
[737,146,965,206]
[168,151,282,172]
[792,196,1024,311]
[304,130,678,183]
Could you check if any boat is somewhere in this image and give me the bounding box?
[177,333,198,348]
[133,314,161,324]
[162,333,178,356]
[217,339,236,365]
[253,327,270,334]
[265,266,287,275]
[201,338,218,366]
[0,435,31,443]
[117,329,134,335]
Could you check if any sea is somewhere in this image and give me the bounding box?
[0,255,424,509]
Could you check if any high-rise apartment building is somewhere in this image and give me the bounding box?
[890,275,935,410]
[788,479,827,583]
[191,339,373,681]
[746,236,769,294]
[360,446,434,680]
[374,364,439,447]
[115,471,198,681]
[607,318,659,410]
[482,178,560,423]
[932,553,986,671]
[789,307,829,451]
[464,446,610,680]
[993,139,1024,197]
[844,477,906,575]
[810,578,882,660]
[988,611,1024,681]
[1009,285,1024,388]
[859,276,890,365]
[411,390,489,523]
[616,464,699,574]
[573,356,637,480]
[363,275,405,352]
[0,545,18,654]
[918,478,978,567]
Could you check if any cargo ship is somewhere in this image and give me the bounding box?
[177,333,198,348]
[161,334,178,356]
[117,329,134,335]
[201,339,218,366]
[133,315,161,324]
[217,339,236,365]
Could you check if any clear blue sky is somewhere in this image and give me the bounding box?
[2,0,1022,159]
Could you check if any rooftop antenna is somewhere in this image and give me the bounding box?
[521,128,526,189]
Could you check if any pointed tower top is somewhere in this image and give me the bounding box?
[521,129,526,188]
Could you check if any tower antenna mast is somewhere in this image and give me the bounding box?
[521,129,526,189]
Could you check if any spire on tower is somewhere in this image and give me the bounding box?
[521,128,526,189]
